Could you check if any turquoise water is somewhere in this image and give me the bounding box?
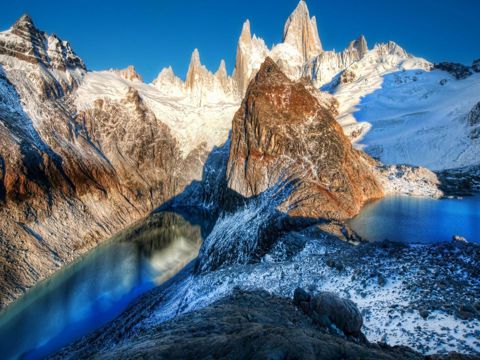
[0,211,204,360]
[349,195,480,244]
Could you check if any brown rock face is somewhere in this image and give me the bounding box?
[227,58,383,220]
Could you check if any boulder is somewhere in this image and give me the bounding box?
[294,289,363,337]
[452,235,468,243]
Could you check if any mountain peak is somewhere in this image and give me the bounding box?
[253,57,289,85]
[113,65,143,82]
[190,48,201,67]
[240,20,252,44]
[215,59,228,78]
[2,13,86,71]
[283,0,323,62]
[11,13,42,39]
[12,13,36,31]
[186,48,208,91]
[152,66,183,89]
[347,35,369,58]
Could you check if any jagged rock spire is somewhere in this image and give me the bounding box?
[112,65,143,82]
[283,0,323,62]
[215,59,228,86]
[185,48,204,90]
[239,19,252,45]
[347,35,368,58]
[232,19,269,97]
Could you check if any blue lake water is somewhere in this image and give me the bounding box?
[349,195,480,244]
[0,211,205,360]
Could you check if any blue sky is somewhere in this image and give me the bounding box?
[1,0,479,82]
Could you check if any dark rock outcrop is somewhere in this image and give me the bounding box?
[227,57,383,220]
[472,59,480,73]
[434,62,472,80]
[467,102,480,127]
[339,69,357,84]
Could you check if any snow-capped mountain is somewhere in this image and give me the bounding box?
[0,0,478,311]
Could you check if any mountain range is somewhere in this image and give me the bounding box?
[0,0,478,321]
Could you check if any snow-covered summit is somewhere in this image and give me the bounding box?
[0,13,86,71]
[283,0,323,62]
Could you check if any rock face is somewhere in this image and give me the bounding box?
[473,59,480,73]
[375,164,443,198]
[466,102,480,140]
[283,0,323,62]
[227,58,383,220]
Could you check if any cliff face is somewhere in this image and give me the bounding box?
[227,58,383,220]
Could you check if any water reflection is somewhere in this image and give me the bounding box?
[0,211,205,360]
[349,195,480,243]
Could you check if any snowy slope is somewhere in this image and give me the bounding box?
[75,70,240,156]
[332,45,480,170]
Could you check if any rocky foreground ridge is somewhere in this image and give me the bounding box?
[51,288,479,360]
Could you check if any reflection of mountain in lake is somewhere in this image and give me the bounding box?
[0,211,204,360]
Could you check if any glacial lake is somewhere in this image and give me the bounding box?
[0,210,208,360]
[349,195,480,244]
